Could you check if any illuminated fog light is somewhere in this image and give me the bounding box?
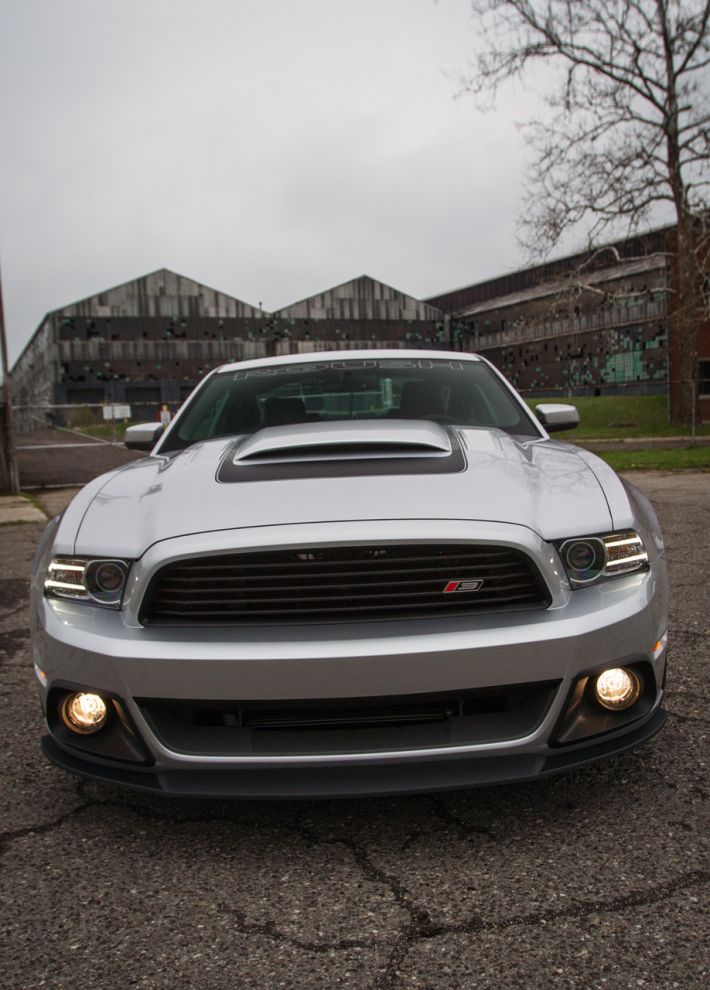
[594,668,641,711]
[61,692,108,734]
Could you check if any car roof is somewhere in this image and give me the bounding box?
[215,349,482,374]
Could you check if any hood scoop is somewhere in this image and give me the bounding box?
[232,420,453,465]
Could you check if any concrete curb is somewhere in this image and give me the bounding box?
[0,495,48,525]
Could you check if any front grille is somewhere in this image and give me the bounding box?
[140,543,550,624]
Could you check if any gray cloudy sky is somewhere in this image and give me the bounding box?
[1,0,543,364]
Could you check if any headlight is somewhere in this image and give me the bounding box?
[44,557,130,607]
[557,532,648,588]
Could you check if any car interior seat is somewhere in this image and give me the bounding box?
[396,381,446,419]
[262,396,309,427]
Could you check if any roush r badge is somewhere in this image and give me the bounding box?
[443,579,484,593]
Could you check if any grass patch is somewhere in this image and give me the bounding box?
[590,446,710,471]
[526,394,710,439]
[75,422,134,438]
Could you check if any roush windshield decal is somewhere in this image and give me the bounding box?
[232,358,471,380]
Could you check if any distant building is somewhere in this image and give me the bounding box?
[428,227,671,396]
[269,274,446,350]
[427,224,709,421]
[12,226,709,430]
[10,271,445,429]
[10,270,267,428]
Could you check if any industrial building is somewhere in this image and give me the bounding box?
[10,271,445,429]
[428,223,709,422]
[428,227,672,397]
[10,222,709,429]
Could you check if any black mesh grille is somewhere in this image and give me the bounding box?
[140,543,550,624]
[137,683,559,756]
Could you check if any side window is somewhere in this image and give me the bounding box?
[193,393,228,439]
[177,378,232,441]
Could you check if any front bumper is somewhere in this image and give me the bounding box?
[32,546,668,796]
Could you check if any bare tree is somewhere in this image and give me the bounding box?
[461,0,710,423]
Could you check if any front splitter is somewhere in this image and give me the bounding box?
[41,707,666,799]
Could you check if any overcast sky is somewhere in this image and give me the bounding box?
[1,0,549,365]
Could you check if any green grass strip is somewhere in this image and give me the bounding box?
[526,394,710,438]
[590,447,710,471]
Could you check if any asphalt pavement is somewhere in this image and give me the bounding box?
[0,473,708,990]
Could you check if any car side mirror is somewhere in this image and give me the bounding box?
[124,423,164,451]
[535,403,580,433]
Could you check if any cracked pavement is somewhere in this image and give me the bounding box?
[1,473,708,989]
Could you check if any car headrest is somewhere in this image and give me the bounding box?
[262,396,307,427]
[398,381,445,418]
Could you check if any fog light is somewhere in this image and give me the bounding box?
[61,692,108,734]
[594,668,641,711]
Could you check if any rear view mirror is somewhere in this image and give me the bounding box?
[535,403,580,433]
[124,423,164,451]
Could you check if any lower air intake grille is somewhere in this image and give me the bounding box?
[140,543,550,624]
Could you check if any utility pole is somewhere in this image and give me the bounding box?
[0,260,20,494]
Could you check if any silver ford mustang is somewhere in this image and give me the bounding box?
[31,350,668,797]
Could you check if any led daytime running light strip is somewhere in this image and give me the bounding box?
[46,560,88,596]
[44,580,89,592]
[605,553,648,568]
[602,533,647,571]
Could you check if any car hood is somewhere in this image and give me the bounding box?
[71,423,623,558]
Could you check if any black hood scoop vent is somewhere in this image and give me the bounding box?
[218,421,466,483]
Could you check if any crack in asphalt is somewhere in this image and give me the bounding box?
[426,795,495,840]
[290,814,710,987]
[265,813,710,987]
[294,813,443,984]
[217,904,379,955]
[0,800,96,857]
[1,777,708,987]
[369,868,710,989]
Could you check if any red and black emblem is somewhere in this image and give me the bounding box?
[443,579,484,594]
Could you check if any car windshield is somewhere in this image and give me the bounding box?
[160,357,541,451]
